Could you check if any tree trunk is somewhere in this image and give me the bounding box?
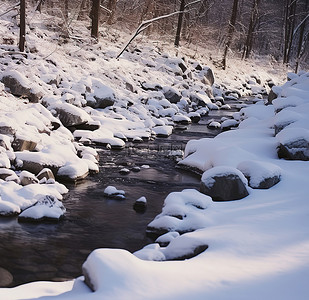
[295,1,309,73]
[91,0,100,40]
[283,0,297,64]
[19,0,26,52]
[242,0,261,59]
[174,0,186,47]
[222,0,239,69]
[107,0,117,25]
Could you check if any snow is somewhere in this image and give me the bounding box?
[0,3,308,299]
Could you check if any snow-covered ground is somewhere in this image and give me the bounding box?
[0,3,308,299]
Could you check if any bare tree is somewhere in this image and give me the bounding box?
[107,0,117,25]
[175,0,186,47]
[19,0,26,52]
[91,0,100,39]
[222,0,239,69]
[242,0,261,59]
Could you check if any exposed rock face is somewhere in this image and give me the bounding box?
[1,73,43,103]
[200,167,249,201]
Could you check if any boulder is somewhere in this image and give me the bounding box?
[18,195,66,222]
[276,128,309,161]
[163,87,182,104]
[53,103,92,127]
[37,168,55,182]
[201,67,215,86]
[266,88,278,105]
[1,72,43,103]
[19,170,39,186]
[200,166,249,201]
[0,168,19,183]
[237,160,281,189]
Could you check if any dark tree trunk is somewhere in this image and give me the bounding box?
[19,0,26,52]
[283,0,297,64]
[91,0,100,39]
[295,1,309,73]
[222,0,239,69]
[242,0,261,59]
[174,0,186,47]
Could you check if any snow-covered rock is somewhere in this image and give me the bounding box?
[18,195,66,222]
[237,160,281,189]
[200,166,249,201]
[103,186,125,199]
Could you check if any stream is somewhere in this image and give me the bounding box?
[0,100,245,287]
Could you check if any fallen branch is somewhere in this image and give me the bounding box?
[116,0,201,59]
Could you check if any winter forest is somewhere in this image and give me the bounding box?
[0,0,308,299]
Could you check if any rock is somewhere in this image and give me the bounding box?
[103,186,125,200]
[19,170,39,186]
[201,67,215,86]
[200,166,249,201]
[178,61,187,73]
[131,166,141,172]
[1,72,43,103]
[0,168,19,183]
[133,196,147,213]
[188,112,201,123]
[53,103,92,127]
[163,87,182,104]
[155,232,180,247]
[12,138,37,152]
[237,160,281,189]
[37,168,55,183]
[18,195,66,222]
[167,244,208,261]
[0,267,13,287]
[86,79,116,109]
[73,121,101,131]
[267,88,278,105]
[276,128,309,161]
[57,162,89,182]
[119,168,130,175]
[92,96,115,109]
[0,125,16,136]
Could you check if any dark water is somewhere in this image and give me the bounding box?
[0,101,244,287]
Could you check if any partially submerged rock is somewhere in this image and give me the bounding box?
[133,196,147,213]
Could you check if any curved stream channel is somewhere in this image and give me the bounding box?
[0,100,246,287]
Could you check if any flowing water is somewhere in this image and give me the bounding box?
[0,100,246,287]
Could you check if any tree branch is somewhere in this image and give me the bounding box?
[116,0,202,59]
[0,2,20,18]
